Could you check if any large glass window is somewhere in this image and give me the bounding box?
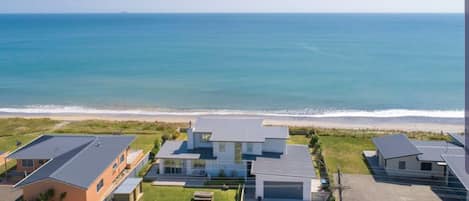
[96,179,104,192]
[420,162,432,171]
[235,143,242,164]
[247,143,253,153]
[201,133,211,142]
[164,159,183,168]
[219,143,226,152]
[22,160,33,167]
[192,160,205,169]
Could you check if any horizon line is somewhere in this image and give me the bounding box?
[0,11,464,15]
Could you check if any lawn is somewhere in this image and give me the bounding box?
[142,183,237,201]
[288,135,310,145]
[319,136,375,174]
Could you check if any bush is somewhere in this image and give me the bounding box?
[152,138,161,155]
[309,135,319,148]
[161,133,172,144]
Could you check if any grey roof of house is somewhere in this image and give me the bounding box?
[411,140,465,162]
[441,155,469,190]
[252,145,316,178]
[192,117,288,142]
[372,134,421,160]
[12,134,135,189]
[155,140,215,160]
[114,177,142,194]
[8,135,96,159]
[448,133,465,146]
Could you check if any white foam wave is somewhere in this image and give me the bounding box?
[0,105,463,119]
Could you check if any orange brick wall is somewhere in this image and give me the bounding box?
[22,179,86,201]
[85,148,128,201]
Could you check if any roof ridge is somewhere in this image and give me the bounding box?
[49,137,97,179]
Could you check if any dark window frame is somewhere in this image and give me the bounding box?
[398,161,406,170]
[420,162,432,171]
[96,179,104,192]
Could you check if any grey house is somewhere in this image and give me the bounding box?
[156,117,319,201]
[372,134,465,178]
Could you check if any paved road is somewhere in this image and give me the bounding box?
[338,174,443,201]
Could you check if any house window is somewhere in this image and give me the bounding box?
[120,154,125,163]
[247,143,253,153]
[38,160,46,165]
[219,143,226,152]
[398,161,406,170]
[22,160,33,167]
[96,179,104,192]
[201,133,211,142]
[235,143,242,164]
[192,160,205,169]
[113,163,118,170]
[421,162,432,171]
[164,159,183,168]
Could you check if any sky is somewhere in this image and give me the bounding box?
[0,0,464,13]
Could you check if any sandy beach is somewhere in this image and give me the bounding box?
[0,113,463,133]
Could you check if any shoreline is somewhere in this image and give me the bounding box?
[0,113,463,133]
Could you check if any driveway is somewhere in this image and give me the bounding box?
[337,174,442,201]
[0,185,22,201]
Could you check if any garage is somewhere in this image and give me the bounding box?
[264,181,303,200]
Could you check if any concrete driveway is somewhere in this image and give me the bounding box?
[337,174,442,201]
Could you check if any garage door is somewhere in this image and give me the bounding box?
[264,181,303,200]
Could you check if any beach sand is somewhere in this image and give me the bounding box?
[0,113,463,133]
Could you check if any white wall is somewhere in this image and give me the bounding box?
[262,139,287,153]
[384,155,445,178]
[187,129,194,149]
[255,174,315,201]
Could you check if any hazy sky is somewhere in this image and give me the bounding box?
[0,0,464,13]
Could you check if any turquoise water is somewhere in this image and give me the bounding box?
[0,14,464,117]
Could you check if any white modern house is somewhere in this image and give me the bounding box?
[156,117,319,201]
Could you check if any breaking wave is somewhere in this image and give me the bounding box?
[0,105,463,119]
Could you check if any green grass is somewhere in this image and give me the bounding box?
[54,120,184,135]
[319,136,375,174]
[0,118,58,137]
[288,135,310,145]
[142,183,237,201]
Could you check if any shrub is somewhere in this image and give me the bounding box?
[309,135,319,148]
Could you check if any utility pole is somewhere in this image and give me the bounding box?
[337,167,343,201]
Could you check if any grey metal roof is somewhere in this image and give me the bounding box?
[448,133,465,146]
[156,141,215,160]
[372,134,421,160]
[193,117,288,142]
[441,155,469,190]
[114,177,142,194]
[252,145,316,178]
[411,140,465,162]
[8,135,95,159]
[13,134,135,189]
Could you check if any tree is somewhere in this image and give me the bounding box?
[152,138,161,155]
[309,134,319,148]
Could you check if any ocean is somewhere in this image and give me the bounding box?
[0,14,464,118]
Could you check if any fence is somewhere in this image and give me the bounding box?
[236,184,245,201]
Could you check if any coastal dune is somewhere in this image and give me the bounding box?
[0,113,463,133]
